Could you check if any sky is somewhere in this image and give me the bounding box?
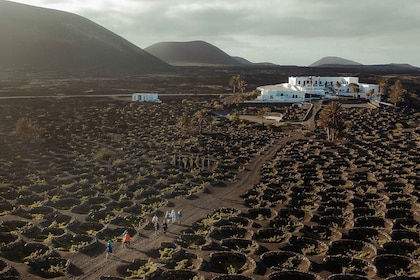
[9,0,420,66]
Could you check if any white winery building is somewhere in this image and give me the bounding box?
[251,76,380,103]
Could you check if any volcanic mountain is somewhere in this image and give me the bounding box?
[0,1,171,74]
[145,41,242,66]
[309,56,363,67]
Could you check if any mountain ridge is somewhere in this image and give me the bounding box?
[0,1,171,74]
[145,41,243,66]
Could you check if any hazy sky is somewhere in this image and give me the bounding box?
[10,0,420,66]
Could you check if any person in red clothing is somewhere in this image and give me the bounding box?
[122,230,131,248]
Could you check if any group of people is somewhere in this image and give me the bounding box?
[106,209,183,258]
[105,229,131,258]
[152,209,182,235]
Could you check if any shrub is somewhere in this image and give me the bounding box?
[14,117,43,141]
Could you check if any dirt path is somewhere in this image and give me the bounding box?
[69,131,304,279]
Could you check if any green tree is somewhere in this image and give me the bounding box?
[389,80,406,106]
[317,102,347,142]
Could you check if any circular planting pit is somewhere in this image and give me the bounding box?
[221,238,260,255]
[176,233,212,250]
[260,251,310,272]
[327,273,368,280]
[24,225,66,242]
[391,230,420,243]
[392,218,419,231]
[160,269,200,280]
[47,197,81,210]
[0,259,20,279]
[328,239,376,259]
[268,270,323,280]
[208,251,254,275]
[374,254,416,278]
[269,217,302,232]
[386,208,414,220]
[347,227,391,244]
[246,207,274,220]
[67,221,104,235]
[152,242,203,271]
[86,210,116,224]
[16,193,44,207]
[0,232,20,250]
[29,256,70,278]
[0,186,17,200]
[254,228,289,243]
[41,212,73,228]
[111,215,146,229]
[71,202,96,214]
[212,275,254,280]
[2,242,51,264]
[352,207,376,218]
[52,233,97,253]
[299,225,341,241]
[277,208,306,222]
[116,258,163,279]
[28,206,55,220]
[281,236,328,256]
[1,220,33,234]
[323,255,376,277]
[0,200,15,216]
[210,226,251,240]
[354,216,392,229]
[382,241,418,257]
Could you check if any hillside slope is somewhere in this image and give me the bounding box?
[0,1,171,74]
[310,56,362,67]
[145,41,242,66]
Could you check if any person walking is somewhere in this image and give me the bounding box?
[165,210,170,223]
[154,221,160,235]
[106,240,113,258]
[122,231,131,247]
[177,209,183,224]
[170,209,176,224]
[152,213,158,225]
[162,220,168,235]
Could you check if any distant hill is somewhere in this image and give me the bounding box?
[145,41,243,66]
[0,1,171,74]
[310,56,362,67]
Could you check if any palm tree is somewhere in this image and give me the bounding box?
[348,83,360,98]
[257,107,271,124]
[193,109,211,134]
[229,76,238,94]
[366,89,375,100]
[237,75,247,93]
[317,101,347,142]
[177,112,191,133]
[377,77,389,96]
[229,75,246,94]
[334,81,341,96]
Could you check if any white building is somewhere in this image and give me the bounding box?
[132,93,162,103]
[251,76,380,103]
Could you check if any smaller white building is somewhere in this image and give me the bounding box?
[132,93,162,103]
